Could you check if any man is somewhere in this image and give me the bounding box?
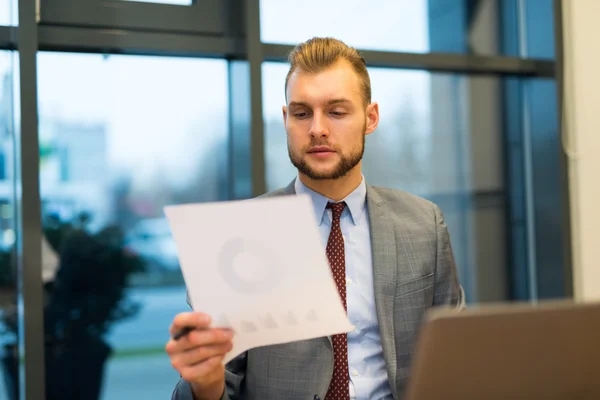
[166,37,465,400]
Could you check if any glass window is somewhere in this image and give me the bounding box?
[37,52,229,400]
[500,0,556,60]
[260,0,429,53]
[523,0,556,59]
[263,62,507,303]
[260,0,554,57]
[0,50,20,399]
[503,77,564,299]
[0,0,15,26]
[525,79,563,297]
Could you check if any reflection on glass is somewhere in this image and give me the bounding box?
[38,53,229,400]
[0,50,19,399]
[262,62,507,303]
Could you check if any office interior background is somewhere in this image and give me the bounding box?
[1,0,595,398]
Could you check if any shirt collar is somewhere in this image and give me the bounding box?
[294,175,367,226]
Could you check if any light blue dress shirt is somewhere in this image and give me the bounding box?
[294,177,393,400]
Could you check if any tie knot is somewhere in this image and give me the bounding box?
[327,202,346,221]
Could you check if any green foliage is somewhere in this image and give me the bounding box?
[0,212,146,339]
[43,213,146,340]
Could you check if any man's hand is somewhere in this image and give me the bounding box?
[166,312,234,400]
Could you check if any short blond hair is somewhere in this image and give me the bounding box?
[285,37,371,106]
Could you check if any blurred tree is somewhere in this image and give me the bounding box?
[1,213,146,400]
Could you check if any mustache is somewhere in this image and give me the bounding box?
[304,140,337,150]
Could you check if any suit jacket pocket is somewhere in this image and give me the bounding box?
[395,272,434,298]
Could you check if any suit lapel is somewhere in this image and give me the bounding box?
[367,185,398,399]
[283,180,296,195]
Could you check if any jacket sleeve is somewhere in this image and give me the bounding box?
[171,352,247,400]
[432,204,466,310]
[171,293,248,400]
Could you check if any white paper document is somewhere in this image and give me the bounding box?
[164,195,353,364]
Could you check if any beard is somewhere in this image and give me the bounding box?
[288,134,365,180]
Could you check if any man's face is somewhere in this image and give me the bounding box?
[283,60,379,180]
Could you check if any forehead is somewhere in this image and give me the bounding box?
[286,60,362,105]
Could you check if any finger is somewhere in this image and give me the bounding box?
[187,328,233,346]
[169,312,211,335]
[173,342,233,368]
[166,328,233,354]
[178,354,224,383]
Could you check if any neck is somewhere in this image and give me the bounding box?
[298,164,363,201]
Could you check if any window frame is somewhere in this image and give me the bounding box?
[0,26,16,48]
[40,0,226,36]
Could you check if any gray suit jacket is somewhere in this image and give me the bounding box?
[172,182,465,400]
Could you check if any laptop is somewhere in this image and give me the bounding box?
[404,300,600,400]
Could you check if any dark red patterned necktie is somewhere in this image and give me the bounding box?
[324,202,349,400]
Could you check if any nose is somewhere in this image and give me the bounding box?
[309,112,328,137]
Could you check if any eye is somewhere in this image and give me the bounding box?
[293,111,309,119]
[330,111,346,117]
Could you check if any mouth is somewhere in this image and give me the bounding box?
[307,146,335,155]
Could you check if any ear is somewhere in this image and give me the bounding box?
[282,105,288,125]
[365,102,379,135]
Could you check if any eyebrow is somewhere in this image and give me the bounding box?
[288,98,352,108]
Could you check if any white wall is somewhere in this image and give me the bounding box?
[560,0,600,301]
